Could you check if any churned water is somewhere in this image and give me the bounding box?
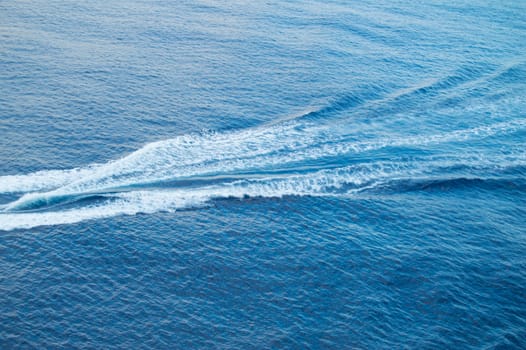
[1,1,525,348]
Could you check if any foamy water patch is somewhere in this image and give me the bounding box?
[0,191,207,231]
[0,162,413,230]
[5,155,522,231]
[1,117,524,230]
[0,166,103,194]
[3,118,523,198]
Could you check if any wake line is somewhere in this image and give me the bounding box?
[2,161,407,212]
[1,153,525,230]
[1,162,410,230]
[0,118,524,197]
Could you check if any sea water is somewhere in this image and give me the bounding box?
[1,1,525,348]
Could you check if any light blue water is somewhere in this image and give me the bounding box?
[1,1,526,348]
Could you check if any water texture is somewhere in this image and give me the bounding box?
[1,0,525,348]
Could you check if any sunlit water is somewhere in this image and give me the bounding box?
[1,1,525,348]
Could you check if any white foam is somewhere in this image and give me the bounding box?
[1,117,524,230]
[0,193,203,231]
[0,161,412,230]
[2,118,523,198]
[3,154,526,231]
[0,165,103,194]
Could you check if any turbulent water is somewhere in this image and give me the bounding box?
[1,1,526,348]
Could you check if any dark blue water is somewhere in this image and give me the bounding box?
[1,1,526,348]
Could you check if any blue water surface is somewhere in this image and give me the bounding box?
[1,0,525,348]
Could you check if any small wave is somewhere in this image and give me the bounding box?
[370,176,526,194]
[489,60,526,85]
[295,92,373,121]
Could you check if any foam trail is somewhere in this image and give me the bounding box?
[1,118,524,199]
[0,120,327,195]
[0,162,411,230]
[0,111,524,229]
[1,154,526,231]
[0,165,103,194]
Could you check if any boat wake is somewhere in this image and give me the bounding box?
[1,117,524,231]
[1,71,525,230]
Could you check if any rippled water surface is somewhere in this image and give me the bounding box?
[1,1,525,348]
